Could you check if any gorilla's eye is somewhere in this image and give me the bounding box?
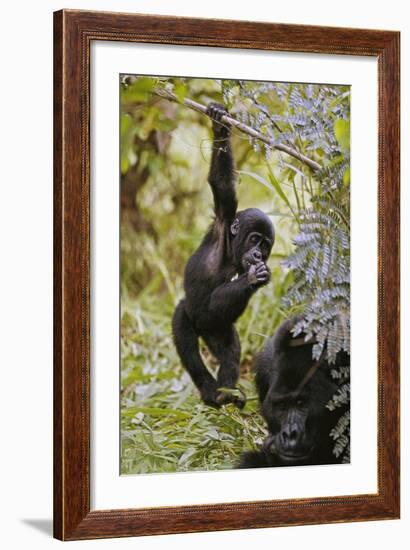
[296,398,304,406]
[250,234,260,244]
[274,401,285,412]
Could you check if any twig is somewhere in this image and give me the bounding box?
[152,87,321,172]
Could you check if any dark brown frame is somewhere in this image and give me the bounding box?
[54,9,400,541]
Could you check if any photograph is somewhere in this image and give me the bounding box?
[119,75,351,475]
[0,0,404,545]
[50,6,400,542]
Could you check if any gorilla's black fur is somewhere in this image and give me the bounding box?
[172,103,274,408]
[239,318,349,468]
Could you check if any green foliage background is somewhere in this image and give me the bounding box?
[120,76,350,474]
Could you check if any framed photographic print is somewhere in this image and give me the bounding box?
[54,9,400,541]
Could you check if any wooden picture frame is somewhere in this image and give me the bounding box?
[53,9,400,541]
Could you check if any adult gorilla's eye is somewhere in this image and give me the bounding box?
[250,235,259,244]
[274,401,285,412]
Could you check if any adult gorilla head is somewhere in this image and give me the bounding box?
[238,318,349,468]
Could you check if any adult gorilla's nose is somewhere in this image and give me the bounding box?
[281,423,301,448]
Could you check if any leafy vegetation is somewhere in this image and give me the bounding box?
[120,76,351,474]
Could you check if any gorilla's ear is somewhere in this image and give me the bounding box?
[230,218,240,236]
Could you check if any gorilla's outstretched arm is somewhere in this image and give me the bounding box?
[207,103,237,223]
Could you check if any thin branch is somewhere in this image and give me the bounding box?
[151,87,321,172]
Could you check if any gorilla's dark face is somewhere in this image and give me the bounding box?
[262,365,337,465]
[230,208,274,272]
[263,392,318,464]
[238,319,349,469]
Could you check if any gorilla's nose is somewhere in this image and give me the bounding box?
[252,249,262,262]
[281,424,300,447]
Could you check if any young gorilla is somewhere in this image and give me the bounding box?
[238,318,349,468]
[172,103,274,408]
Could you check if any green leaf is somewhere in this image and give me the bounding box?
[174,81,188,102]
[120,153,129,175]
[267,168,293,209]
[267,166,299,221]
[178,447,196,465]
[343,167,350,186]
[237,170,272,191]
[120,114,131,139]
[122,407,192,419]
[217,387,242,398]
[334,119,350,151]
[122,77,157,103]
[238,168,297,218]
